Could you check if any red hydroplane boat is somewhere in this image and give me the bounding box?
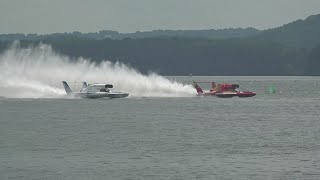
[192,81,256,98]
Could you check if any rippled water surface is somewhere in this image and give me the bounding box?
[1,76,320,180]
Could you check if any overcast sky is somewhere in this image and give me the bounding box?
[1,0,320,34]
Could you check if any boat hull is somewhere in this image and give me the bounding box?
[76,92,129,99]
[214,91,256,98]
[237,91,256,97]
[108,93,129,98]
[215,92,237,98]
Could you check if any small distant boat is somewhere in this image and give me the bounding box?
[62,81,129,99]
[193,81,256,98]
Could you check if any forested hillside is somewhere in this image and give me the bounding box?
[253,14,320,49]
[0,38,307,75]
[306,45,320,75]
[1,14,320,75]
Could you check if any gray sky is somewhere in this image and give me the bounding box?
[1,0,320,34]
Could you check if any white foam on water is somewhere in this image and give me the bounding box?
[0,43,195,98]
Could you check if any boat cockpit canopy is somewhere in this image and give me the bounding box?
[105,84,113,88]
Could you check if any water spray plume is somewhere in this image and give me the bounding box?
[0,43,194,98]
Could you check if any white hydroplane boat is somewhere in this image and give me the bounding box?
[62,81,129,98]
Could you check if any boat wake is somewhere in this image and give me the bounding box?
[0,43,194,98]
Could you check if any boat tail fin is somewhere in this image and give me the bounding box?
[82,81,88,89]
[62,81,72,94]
[192,81,203,94]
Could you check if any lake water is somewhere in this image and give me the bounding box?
[1,76,320,180]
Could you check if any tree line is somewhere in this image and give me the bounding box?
[1,37,317,75]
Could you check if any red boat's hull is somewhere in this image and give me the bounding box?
[215,92,237,98]
[215,91,256,98]
[237,91,256,97]
[193,81,256,98]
